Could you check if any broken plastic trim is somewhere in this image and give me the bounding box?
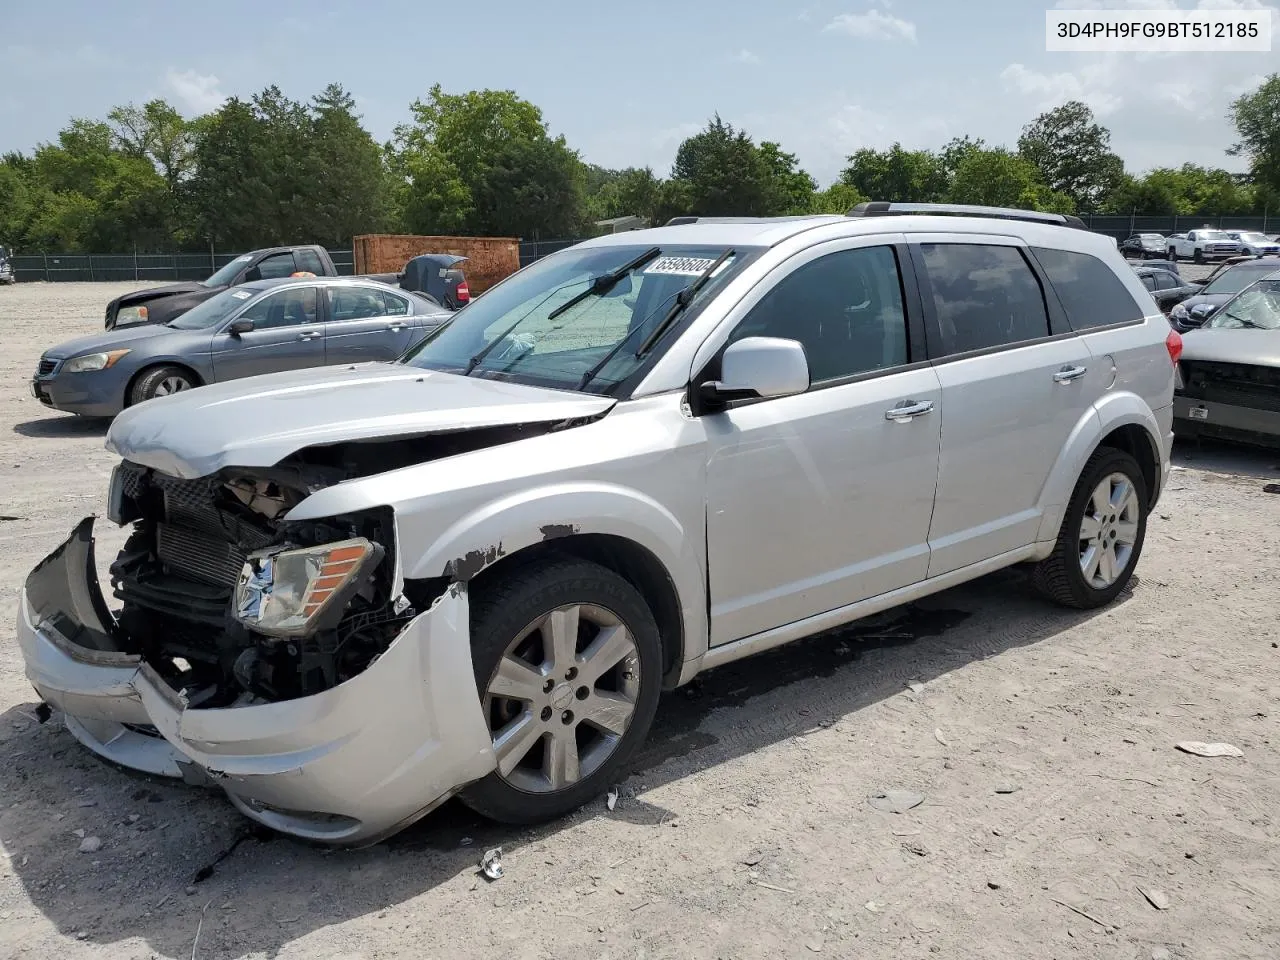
[25,516,121,654]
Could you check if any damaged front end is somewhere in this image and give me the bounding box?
[17,462,497,845]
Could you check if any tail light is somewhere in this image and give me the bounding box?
[456,281,470,303]
[1165,328,1183,365]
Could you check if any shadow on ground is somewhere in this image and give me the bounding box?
[0,568,1131,958]
[1172,436,1279,481]
[13,415,110,439]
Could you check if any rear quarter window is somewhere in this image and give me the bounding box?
[1031,247,1146,331]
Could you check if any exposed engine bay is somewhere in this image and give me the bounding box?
[107,459,442,707]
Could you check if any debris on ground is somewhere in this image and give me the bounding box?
[994,785,1021,794]
[1263,483,1280,495]
[606,788,618,811]
[1176,741,1244,758]
[1140,887,1172,910]
[480,847,504,881]
[907,682,925,695]
[869,790,924,813]
[742,850,765,867]
[77,836,101,854]
[903,841,929,857]
[934,728,948,746]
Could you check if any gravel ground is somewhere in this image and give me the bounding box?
[2,280,1278,960]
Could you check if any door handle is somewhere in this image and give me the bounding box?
[1053,365,1088,383]
[386,322,407,332]
[885,399,934,422]
[297,331,321,341]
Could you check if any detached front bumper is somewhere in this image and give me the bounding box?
[17,518,497,846]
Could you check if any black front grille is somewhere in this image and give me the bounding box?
[1180,360,1280,413]
[115,569,231,627]
[37,359,57,377]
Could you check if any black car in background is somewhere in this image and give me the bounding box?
[1134,266,1200,314]
[1168,256,1280,332]
[1120,233,1166,259]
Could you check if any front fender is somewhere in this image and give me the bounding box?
[1034,391,1162,544]
[405,481,709,672]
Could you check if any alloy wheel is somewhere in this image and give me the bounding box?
[1078,472,1141,589]
[154,376,190,396]
[483,603,640,793]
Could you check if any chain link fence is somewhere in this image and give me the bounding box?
[9,249,356,283]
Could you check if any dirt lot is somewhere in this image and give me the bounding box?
[1,280,1278,960]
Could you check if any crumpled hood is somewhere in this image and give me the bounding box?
[1180,327,1280,366]
[111,282,207,307]
[44,323,181,360]
[105,362,617,479]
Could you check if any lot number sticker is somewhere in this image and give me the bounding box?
[644,256,734,277]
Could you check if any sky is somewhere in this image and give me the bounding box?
[2,0,1276,186]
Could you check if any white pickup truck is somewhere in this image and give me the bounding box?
[1165,229,1244,262]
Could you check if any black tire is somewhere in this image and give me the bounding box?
[1032,447,1149,610]
[128,365,195,406]
[1167,248,1177,261]
[1193,248,1204,263]
[458,557,663,825]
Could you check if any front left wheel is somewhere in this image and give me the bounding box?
[129,365,195,406]
[458,557,663,825]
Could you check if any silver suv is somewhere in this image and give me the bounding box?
[18,203,1179,845]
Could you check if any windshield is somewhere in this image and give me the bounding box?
[1202,263,1278,296]
[400,243,757,393]
[1235,232,1269,243]
[1206,278,1280,330]
[1197,230,1229,241]
[168,286,263,330]
[203,254,254,288]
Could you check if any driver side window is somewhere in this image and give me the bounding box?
[238,287,318,329]
[729,246,909,384]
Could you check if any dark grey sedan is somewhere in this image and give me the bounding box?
[31,277,452,417]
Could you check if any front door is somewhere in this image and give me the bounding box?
[910,238,1098,576]
[211,286,325,381]
[703,241,942,646]
[323,285,415,364]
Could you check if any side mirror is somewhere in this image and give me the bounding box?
[700,336,810,404]
[228,318,254,335]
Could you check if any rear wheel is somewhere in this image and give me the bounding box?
[1193,248,1204,263]
[1033,448,1148,609]
[458,558,663,824]
[1167,248,1177,261]
[129,365,195,406]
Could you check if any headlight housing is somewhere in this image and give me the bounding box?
[234,538,381,638]
[63,349,130,373]
[115,305,149,324]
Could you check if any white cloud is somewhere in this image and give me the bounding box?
[164,69,226,114]
[999,63,1122,116]
[729,49,762,65]
[824,10,917,42]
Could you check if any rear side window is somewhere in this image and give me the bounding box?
[1032,247,1145,330]
[918,244,1049,355]
[296,249,326,274]
[382,291,410,315]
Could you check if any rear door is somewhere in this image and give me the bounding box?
[211,286,325,381]
[911,236,1098,577]
[323,286,415,363]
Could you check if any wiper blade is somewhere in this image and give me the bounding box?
[634,249,735,359]
[546,246,660,322]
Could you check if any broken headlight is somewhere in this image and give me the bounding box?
[234,538,382,638]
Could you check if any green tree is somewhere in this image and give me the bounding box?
[839,143,947,202]
[391,85,585,236]
[948,147,1074,212]
[307,84,391,244]
[1229,74,1280,201]
[808,181,867,214]
[587,166,662,224]
[1104,165,1254,215]
[1017,101,1125,210]
[671,115,771,216]
[757,141,817,215]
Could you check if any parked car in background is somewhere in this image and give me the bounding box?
[105,245,347,330]
[1120,233,1166,259]
[34,277,451,417]
[0,245,14,284]
[1134,265,1200,314]
[1134,258,1183,281]
[16,202,1177,845]
[1168,257,1280,331]
[106,248,473,330]
[1222,231,1280,257]
[1174,268,1280,447]
[1165,229,1243,262]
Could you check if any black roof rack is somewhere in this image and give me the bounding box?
[847,201,1088,230]
[665,216,699,225]
[662,215,835,226]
